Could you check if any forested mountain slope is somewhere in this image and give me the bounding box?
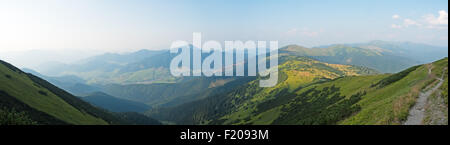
[147,56,379,124]
[147,57,447,125]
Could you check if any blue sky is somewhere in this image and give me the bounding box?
[0,0,448,67]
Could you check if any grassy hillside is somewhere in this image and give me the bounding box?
[225,58,444,125]
[3,51,445,125]
[423,58,448,125]
[341,66,427,124]
[0,60,109,125]
[0,60,156,125]
[242,57,447,125]
[148,56,448,125]
[147,56,379,124]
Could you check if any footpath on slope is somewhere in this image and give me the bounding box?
[404,65,446,125]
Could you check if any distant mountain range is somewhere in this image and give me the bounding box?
[338,40,448,63]
[36,49,177,85]
[21,68,100,96]
[35,41,447,85]
[281,41,447,73]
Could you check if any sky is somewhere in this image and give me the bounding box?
[0,0,448,68]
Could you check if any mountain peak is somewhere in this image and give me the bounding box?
[280,45,311,51]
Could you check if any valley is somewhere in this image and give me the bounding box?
[1,41,448,125]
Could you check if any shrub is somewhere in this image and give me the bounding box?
[0,108,37,125]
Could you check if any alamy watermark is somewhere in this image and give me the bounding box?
[169,32,278,87]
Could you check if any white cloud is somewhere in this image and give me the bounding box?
[390,11,449,29]
[391,18,421,29]
[425,10,448,25]
[404,19,421,27]
[391,24,403,29]
[423,10,448,29]
[392,14,400,19]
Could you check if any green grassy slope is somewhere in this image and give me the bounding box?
[254,58,447,125]
[423,58,448,125]
[252,75,387,125]
[212,56,378,125]
[0,60,129,125]
[148,57,447,125]
[147,56,379,124]
[340,65,428,124]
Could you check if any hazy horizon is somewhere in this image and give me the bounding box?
[1,39,447,72]
[0,0,448,70]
